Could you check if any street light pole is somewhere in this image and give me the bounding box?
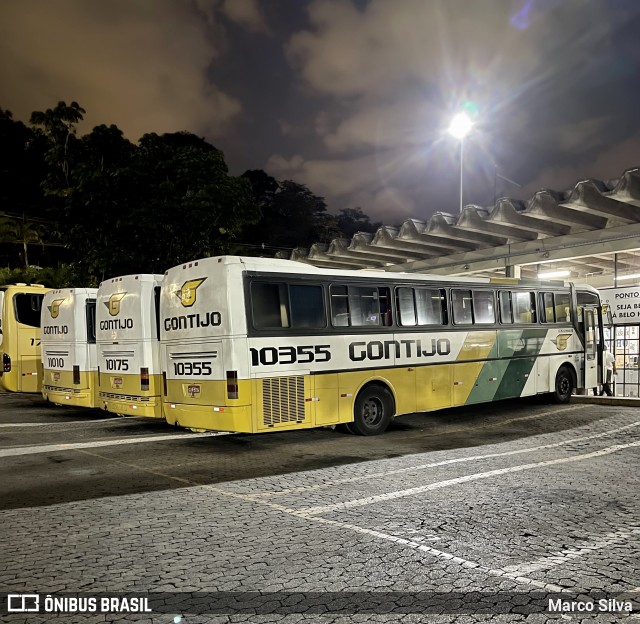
[459,137,464,215]
[447,112,473,215]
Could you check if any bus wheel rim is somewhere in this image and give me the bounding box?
[558,376,570,395]
[362,397,383,426]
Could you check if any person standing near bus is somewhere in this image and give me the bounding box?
[601,346,616,396]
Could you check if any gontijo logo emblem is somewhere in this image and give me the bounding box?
[105,292,126,316]
[47,299,65,319]
[176,278,207,308]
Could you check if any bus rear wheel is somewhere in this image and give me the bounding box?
[552,366,574,404]
[351,385,394,436]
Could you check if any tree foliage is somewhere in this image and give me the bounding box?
[0,102,383,285]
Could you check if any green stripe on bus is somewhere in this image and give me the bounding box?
[465,328,549,404]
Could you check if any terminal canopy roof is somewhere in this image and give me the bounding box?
[277,167,640,281]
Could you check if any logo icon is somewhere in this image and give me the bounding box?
[47,299,65,319]
[551,333,573,351]
[105,293,126,316]
[7,594,39,612]
[176,278,206,308]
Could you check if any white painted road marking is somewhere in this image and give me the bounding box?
[502,527,640,576]
[297,440,640,516]
[0,431,229,457]
[255,420,640,497]
[307,515,568,593]
[0,417,125,427]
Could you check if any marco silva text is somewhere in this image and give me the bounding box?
[548,598,633,613]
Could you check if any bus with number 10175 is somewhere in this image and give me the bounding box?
[160,256,603,436]
[96,274,164,418]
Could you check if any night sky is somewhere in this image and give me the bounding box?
[2,0,639,224]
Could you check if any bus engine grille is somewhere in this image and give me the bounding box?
[262,376,305,426]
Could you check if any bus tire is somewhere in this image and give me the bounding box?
[552,366,574,404]
[335,423,356,434]
[351,384,394,436]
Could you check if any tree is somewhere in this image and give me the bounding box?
[336,207,382,239]
[0,109,48,220]
[0,215,44,267]
[240,173,340,251]
[30,100,86,194]
[46,125,260,280]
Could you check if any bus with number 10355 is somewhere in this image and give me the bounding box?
[160,256,603,436]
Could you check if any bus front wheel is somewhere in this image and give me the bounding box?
[351,385,394,436]
[552,366,574,404]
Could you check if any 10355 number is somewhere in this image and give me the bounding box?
[173,362,212,376]
[250,345,331,366]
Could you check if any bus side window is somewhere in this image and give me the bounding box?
[377,287,392,326]
[154,286,161,340]
[452,289,473,324]
[396,287,417,326]
[513,291,536,323]
[14,294,44,327]
[289,284,326,329]
[251,282,290,328]
[86,300,96,344]
[349,286,380,326]
[555,292,571,322]
[416,288,445,325]
[499,291,513,324]
[472,290,495,324]
[541,292,555,323]
[330,285,350,326]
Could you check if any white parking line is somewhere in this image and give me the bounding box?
[0,417,125,427]
[255,420,640,497]
[297,440,640,516]
[307,515,568,593]
[501,527,640,576]
[0,431,229,457]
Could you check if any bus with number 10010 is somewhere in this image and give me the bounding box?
[160,256,603,435]
[41,288,99,407]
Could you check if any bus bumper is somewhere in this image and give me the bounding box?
[42,386,97,409]
[100,395,164,419]
[164,402,253,433]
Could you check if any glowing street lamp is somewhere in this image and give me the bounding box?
[448,111,473,214]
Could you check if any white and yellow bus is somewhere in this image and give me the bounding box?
[161,256,602,435]
[41,288,99,407]
[0,283,50,393]
[96,274,164,418]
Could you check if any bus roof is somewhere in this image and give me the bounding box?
[166,255,574,288]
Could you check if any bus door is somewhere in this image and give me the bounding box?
[583,308,598,389]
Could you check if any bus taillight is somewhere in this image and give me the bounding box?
[73,365,80,385]
[162,372,167,396]
[226,370,238,399]
[141,367,150,391]
[2,353,9,373]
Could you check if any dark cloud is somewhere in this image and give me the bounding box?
[0,0,242,140]
[1,0,638,222]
